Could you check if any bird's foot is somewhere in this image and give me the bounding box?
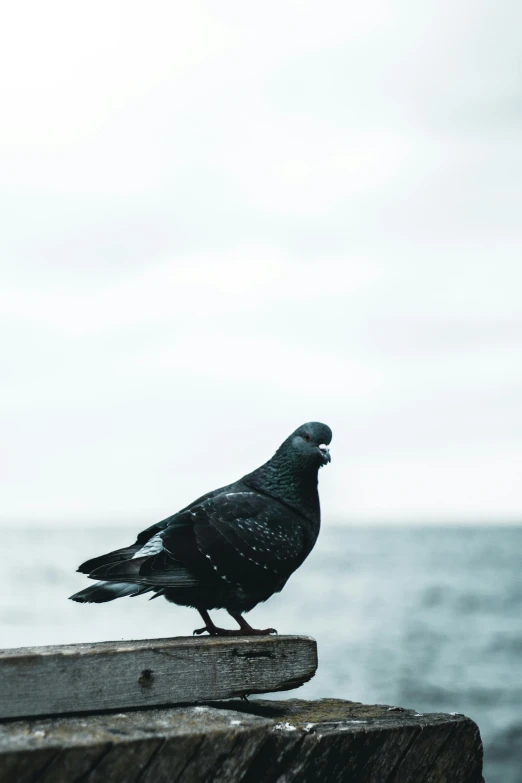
[228,611,277,635]
[192,627,278,636]
[238,626,278,635]
[194,608,241,636]
[193,625,257,636]
[194,608,277,636]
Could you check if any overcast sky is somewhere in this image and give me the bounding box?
[1,0,521,526]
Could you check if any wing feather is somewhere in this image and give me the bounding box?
[188,491,308,590]
[80,489,310,595]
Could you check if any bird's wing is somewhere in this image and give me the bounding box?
[77,519,171,574]
[76,483,233,575]
[161,490,308,591]
[86,514,216,588]
[83,490,308,592]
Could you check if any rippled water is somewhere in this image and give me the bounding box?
[1,525,521,782]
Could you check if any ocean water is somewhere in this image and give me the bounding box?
[1,525,521,782]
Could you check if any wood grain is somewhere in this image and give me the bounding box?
[0,698,484,783]
[0,635,317,720]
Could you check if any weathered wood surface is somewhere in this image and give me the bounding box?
[0,636,317,719]
[0,698,484,783]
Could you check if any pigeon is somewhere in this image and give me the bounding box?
[70,421,332,636]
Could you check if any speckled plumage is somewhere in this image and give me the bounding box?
[70,422,332,635]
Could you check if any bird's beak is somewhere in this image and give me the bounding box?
[318,445,331,464]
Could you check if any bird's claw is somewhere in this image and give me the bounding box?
[192,625,242,636]
[192,625,277,637]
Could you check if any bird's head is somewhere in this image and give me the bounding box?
[288,422,332,468]
[244,421,332,518]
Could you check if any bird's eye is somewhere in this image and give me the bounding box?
[304,433,311,442]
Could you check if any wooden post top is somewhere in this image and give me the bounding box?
[0,698,484,783]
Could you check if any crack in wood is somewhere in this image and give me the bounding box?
[418,723,460,783]
[231,649,277,660]
[384,728,422,783]
[267,734,308,782]
[75,743,113,782]
[171,737,205,783]
[135,738,167,783]
[30,748,62,782]
[150,649,184,660]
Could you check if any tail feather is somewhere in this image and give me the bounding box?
[88,557,148,581]
[69,581,152,604]
[87,553,200,588]
[77,548,140,575]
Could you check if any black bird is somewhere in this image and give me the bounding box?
[70,422,332,636]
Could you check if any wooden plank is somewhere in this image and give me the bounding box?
[0,635,317,720]
[0,699,484,783]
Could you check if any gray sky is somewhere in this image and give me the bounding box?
[1,0,521,525]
